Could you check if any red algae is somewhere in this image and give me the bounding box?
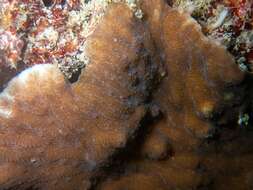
[0,0,144,83]
[0,0,109,80]
[172,0,253,71]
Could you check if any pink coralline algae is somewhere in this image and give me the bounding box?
[172,0,253,71]
[0,0,103,79]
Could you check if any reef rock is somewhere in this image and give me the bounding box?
[0,4,158,189]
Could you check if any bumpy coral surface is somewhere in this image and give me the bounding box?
[0,3,158,189]
[0,0,251,190]
[98,0,247,189]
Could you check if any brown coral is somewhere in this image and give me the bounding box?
[0,3,158,189]
[0,0,250,190]
[98,0,247,189]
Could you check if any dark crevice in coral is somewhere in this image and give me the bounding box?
[165,0,173,7]
[0,63,26,92]
[88,54,165,189]
[89,108,164,190]
[68,68,83,83]
[6,183,38,190]
[0,34,29,92]
[60,0,66,6]
[42,0,54,7]
[196,75,253,190]
[84,0,92,3]
[243,74,253,129]
[204,77,249,142]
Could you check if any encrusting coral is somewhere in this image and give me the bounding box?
[0,0,251,189]
[0,3,159,189]
[98,0,248,189]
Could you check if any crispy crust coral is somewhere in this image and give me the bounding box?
[0,0,250,190]
[98,0,246,189]
[140,0,244,154]
[0,3,159,189]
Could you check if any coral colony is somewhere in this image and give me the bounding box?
[0,0,252,190]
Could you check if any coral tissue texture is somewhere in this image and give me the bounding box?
[99,0,247,190]
[0,0,250,190]
[0,3,158,190]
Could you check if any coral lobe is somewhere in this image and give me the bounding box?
[0,0,251,190]
[0,3,158,189]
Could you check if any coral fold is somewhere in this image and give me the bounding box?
[0,0,250,190]
[0,4,158,190]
